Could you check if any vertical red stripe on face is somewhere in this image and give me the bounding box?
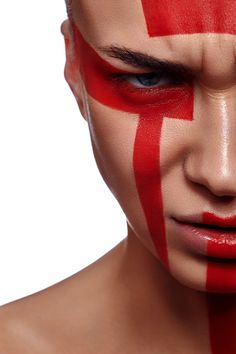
[140,1,236,352]
[71,0,236,350]
[133,104,193,267]
[203,213,236,352]
[207,261,236,292]
[72,23,193,268]
[141,0,236,36]
[202,212,236,292]
[133,117,166,263]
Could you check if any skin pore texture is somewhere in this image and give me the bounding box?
[1,1,236,353]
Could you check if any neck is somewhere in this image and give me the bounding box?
[115,226,236,353]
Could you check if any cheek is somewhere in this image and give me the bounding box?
[86,97,159,256]
[87,97,137,190]
[160,119,207,290]
[74,23,193,268]
[85,91,194,268]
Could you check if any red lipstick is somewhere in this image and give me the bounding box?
[203,212,236,228]
[203,212,236,259]
[173,212,236,259]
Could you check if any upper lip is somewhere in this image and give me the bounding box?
[173,213,236,228]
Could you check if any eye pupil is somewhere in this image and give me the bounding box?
[136,73,161,86]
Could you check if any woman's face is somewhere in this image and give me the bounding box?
[63,0,236,293]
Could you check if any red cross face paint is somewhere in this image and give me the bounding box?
[70,0,236,287]
[71,23,194,268]
[201,211,236,353]
[69,0,236,287]
[67,1,236,353]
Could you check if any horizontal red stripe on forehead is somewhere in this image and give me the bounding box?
[141,0,236,36]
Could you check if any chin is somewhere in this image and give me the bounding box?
[169,250,236,294]
[167,252,203,292]
[205,260,236,294]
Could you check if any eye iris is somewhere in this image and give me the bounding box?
[136,73,161,86]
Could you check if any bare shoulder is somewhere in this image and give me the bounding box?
[0,243,124,354]
[0,305,14,354]
[0,289,63,354]
[0,272,89,353]
[0,300,40,354]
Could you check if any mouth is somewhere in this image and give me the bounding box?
[172,216,236,259]
[176,219,236,233]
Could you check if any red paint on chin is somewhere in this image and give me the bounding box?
[141,0,236,36]
[202,212,236,291]
[72,23,193,267]
[71,1,236,350]
[202,212,236,353]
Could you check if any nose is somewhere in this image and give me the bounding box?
[184,88,236,197]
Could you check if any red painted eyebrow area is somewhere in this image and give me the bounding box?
[141,0,236,36]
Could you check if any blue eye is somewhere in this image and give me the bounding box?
[111,70,187,89]
[127,72,170,88]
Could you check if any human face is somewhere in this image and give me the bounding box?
[63,0,236,294]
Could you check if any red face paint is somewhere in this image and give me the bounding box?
[201,211,236,353]
[202,211,236,291]
[141,0,236,36]
[71,23,193,268]
[139,2,236,352]
[70,1,236,350]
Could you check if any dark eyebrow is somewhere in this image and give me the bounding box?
[99,45,193,77]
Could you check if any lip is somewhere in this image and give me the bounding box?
[176,212,236,228]
[172,215,236,259]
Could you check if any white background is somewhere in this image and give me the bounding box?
[0,1,126,305]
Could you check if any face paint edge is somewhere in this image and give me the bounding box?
[71,21,194,269]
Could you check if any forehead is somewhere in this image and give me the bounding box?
[141,0,236,36]
[72,0,236,74]
[72,0,236,37]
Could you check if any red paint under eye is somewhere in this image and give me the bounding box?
[114,81,193,114]
[72,24,193,118]
[71,6,236,354]
[71,22,193,268]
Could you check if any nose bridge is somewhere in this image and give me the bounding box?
[185,87,236,196]
[206,91,234,177]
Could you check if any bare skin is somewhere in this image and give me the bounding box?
[0,232,209,354]
[2,1,236,353]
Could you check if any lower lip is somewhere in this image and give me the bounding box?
[173,219,236,259]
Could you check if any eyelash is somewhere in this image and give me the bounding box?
[111,71,186,90]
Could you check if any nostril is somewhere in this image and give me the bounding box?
[183,146,236,198]
[189,172,236,198]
